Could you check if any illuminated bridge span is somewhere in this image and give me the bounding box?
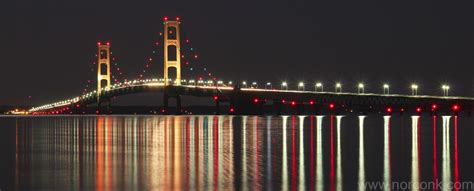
[29,17,474,115]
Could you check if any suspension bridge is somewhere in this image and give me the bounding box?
[29,17,474,115]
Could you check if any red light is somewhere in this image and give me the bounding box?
[253,98,259,103]
[431,104,438,110]
[106,42,110,46]
[213,96,218,101]
[386,107,392,113]
[309,100,315,105]
[291,101,296,106]
[281,99,286,104]
[97,42,101,46]
[76,104,80,108]
[163,16,168,21]
[452,104,460,111]
[230,107,235,113]
[329,103,335,109]
[176,17,180,21]
[416,107,422,113]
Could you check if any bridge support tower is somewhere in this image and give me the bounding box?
[97,42,112,113]
[163,18,182,86]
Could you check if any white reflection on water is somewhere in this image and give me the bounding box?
[336,116,343,191]
[266,116,272,190]
[383,116,391,191]
[242,116,248,191]
[282,116,289,191]
[316,116,324,191]
[442,116,451,191]
[298,116,306,191]
[411,116,420,191]
[358,116,366,191]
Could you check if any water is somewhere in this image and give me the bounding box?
[0,115,473,190]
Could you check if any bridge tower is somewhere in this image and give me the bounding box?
[163,17,182,85]
[97,42,111,100]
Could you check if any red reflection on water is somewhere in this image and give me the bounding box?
[330,115,335,191]
[213,116,219,191]
[310,116,315,191]
[433,116,438,191]
[454,116,459,191]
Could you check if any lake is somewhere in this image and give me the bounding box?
[0,115,473,190]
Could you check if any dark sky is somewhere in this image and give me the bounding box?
[2,0,474,106]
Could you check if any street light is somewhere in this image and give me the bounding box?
[228,81,233,86]
[442,85,450,97]
[358,83,365,94]
[242,81,247,88]
[265,82,272,89]
[298,82,305,91]
[281,82,288,90]
[411,84,418,96]
[252,82,258,88]
[335,83,342,93]
[383,84,390,95]
[315,82,323,92]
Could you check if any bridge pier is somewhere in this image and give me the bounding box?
[97,97,112,114]
[273,99,282,115]
[215,99,220,115]
[162,93,182,115]
[162,93,169,114]
[176,95,182,115]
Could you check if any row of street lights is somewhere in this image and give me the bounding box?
[276,81,451,96]
[225,80,450,96]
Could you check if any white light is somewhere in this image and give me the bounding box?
[336,83,341,88]
[252,82,257,85]
[242,81,247,85]
[282,82,287,86]
[266,82,271,86]
[298,82,304,87]
[316,83,322,87]
[411,84,418,89]
[358,83,364,88]
[383,84,389,88]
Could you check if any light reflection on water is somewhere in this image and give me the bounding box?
[9,114,469,190]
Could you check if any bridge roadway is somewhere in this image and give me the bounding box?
[29,80,474,115]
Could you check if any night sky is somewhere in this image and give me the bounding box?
[2,0,474,106]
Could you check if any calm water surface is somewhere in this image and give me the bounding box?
[0,115,473,190]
